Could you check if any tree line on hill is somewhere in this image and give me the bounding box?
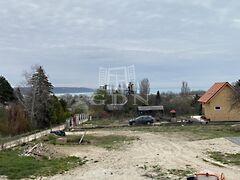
[89,78,240,120]
[0,66,71,136]
[89,79,205,119]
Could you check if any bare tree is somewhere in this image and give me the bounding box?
[139,78,150,95]
[231,80,240,109]
[181,81,190,96]
[22,64,41,86]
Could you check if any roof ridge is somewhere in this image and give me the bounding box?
[198,82,231,103]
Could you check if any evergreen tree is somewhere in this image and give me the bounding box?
[49,95,64,124]
[59,98,68,112]
[155,90,161,105]
[191,94,202,115]
[28,66,53,129]
[0,76,16,104]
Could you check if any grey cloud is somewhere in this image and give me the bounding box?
[0,0,240,90]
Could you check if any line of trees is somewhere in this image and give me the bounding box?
[0,65,70,136]
[89,78,203,119]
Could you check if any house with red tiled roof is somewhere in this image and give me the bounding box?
[198,82,240,121]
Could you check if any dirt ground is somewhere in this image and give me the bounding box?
[46,130,240,180]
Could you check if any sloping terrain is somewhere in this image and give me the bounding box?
[47,130,240,180]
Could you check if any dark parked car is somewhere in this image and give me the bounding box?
[129,116,155,125]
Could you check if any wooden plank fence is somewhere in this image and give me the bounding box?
[0,113,89,151]
[0,124,66,151]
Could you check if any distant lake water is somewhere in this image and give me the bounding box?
[55,87,181,97]
[150,88,180,94]
[55,92,94,97]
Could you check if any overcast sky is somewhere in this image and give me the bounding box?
[0,0,240,91]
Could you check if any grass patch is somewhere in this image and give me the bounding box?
[0,150,86,179]
[208,151,240,166]
[83,134,136,150]
[168,168,195,178]
[202,158,225,167]
[45,134,136,150]
[122,124,240,140]
[142,165,168,179]
[142,164,195,179]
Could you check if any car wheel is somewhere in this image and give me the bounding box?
[130,122,136,126]
[147,122,151,125]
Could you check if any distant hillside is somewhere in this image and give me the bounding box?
[19,87,94,95]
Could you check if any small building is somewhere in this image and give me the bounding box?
[106,104,124,111]
[137,106,164,118]
[198,82,240,121]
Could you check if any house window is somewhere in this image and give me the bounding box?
[215,106,221,110]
